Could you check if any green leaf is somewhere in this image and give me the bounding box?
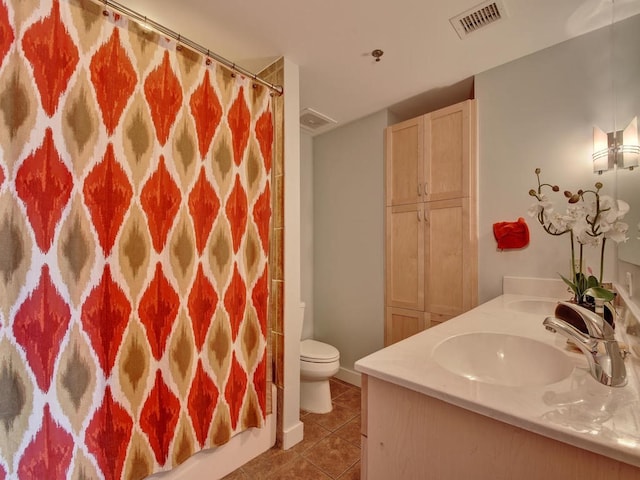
[559,274,579,295]
[583,287,615,302]
[574,272,588,293]
[586,276,600,288]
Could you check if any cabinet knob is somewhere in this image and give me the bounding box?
[417,183,422,196]
[417,210,422,222]
[424,183,428,195]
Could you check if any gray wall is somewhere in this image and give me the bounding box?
[307,14,640,373]
[476,15,640,303]
[312,110,392,372]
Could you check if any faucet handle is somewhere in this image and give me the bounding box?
[556,301,615,340]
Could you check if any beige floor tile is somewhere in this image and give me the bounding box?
[304,403,359,432]
[331,377,352,386]
[333,388,361,411]
[226,380,362,479]
[303,434,360,478]
[329,379,352,399]
[292,419,332,454]
[268,457,332,480]
[221,469,250,479]
[334,416,361,447]
[240,446,298,480]
[337,461,360,480]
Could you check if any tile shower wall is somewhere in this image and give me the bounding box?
[259,58,285,445]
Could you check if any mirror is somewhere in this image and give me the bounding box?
[615,9,640,265]
[618,166,639,265]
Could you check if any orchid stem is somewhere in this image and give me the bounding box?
[600,237,606,285]
[579,243,584,302]
[570,231,576,282]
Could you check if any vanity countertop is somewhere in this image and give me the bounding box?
[355,293,640,468]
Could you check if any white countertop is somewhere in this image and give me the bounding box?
[355,294,640,468]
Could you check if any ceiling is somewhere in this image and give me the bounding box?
[123,0,640,133]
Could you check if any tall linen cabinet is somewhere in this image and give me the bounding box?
[384,100,478,346]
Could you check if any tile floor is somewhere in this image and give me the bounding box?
[223,378,361,480]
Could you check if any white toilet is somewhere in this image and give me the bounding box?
[299,339,340,414]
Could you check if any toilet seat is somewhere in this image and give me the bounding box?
[300,339,339,363]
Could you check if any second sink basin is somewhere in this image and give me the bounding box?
[432,332,574,387]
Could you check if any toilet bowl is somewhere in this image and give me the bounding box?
[300,339,340,414]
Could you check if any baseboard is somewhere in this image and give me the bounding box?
[335,366,361,387]
[281,419,304,450]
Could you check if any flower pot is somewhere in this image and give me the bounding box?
[563,299,614,334]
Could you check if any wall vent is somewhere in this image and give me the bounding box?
[300,108,337,133]
[450,1,507,39]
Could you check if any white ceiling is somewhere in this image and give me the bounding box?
[123,0,640,130]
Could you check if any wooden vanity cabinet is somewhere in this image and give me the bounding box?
[360,375,640,480]
[384,100,477,345]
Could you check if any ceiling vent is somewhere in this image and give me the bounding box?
[300,108,337,133]
[450,0,507,39]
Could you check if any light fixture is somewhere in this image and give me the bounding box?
[592,116,639,174]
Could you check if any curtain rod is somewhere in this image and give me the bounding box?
[100,0,284,96]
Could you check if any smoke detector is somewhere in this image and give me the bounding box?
[450,0,508,39]
[300,108,337,133]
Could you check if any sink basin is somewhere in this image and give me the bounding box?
[432,332,573,387]
[507,299,558,315]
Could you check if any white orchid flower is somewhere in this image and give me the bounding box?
[577,230,602,247]
[548,211,574,232]
[599,195,629,224]
[566,203,585,219]
[527,194,553,221]
[615,199,630,219]
[529,168,633,301]
[582,197,599,218]
[572,215,592,244]
[604,221,629,243]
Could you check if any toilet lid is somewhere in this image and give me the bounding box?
[300,339,340,363]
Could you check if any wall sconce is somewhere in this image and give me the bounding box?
[593,116,640,174]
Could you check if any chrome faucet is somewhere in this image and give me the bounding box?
[543,301,627,387]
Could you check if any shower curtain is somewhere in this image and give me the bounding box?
[0,0,273,478]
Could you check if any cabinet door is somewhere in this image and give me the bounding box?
[424,100,476,201]
[424,198,476,317]
[385,116,424,206]
[386,204,424,311]
[385,307,428,346]
[429,312,454,328]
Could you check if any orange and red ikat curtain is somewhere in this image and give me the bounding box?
[0,0,274,477]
